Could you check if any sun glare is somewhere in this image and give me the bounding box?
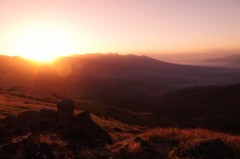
[12,29,77,62]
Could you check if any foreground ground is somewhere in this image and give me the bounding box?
[0,91,239,159]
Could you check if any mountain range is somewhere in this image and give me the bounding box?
[1,53,240,111]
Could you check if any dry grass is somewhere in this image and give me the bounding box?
[92,114,145,143]
[1,89,240,158]
[0,90,55,119]
[144,128,240,158]
[110,127,240,158]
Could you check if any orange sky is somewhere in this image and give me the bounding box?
[0,0,239,57]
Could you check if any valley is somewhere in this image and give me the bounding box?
[0,54,240,158]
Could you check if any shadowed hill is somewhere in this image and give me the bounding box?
[1,53,240,111]
[152,83,240,132]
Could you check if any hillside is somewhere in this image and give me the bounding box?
[0,88,174,128]
[1,54,240,133]
[0,93,239,158]
[1,54,240,111]
[152,83,240,132]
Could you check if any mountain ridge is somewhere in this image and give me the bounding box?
[1,53,240,111]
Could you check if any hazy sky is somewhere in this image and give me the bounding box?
[0,0,240,56]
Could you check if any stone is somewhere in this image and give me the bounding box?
[74,110,113,144]
[57,100,75,125]
[3,115,18,129]
[39,109,58,129]
[17,111,41,130]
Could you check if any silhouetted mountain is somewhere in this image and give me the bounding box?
[1,53,240,110]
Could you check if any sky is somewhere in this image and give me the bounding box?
[0,0,239,58]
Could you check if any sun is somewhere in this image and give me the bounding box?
[12,29,77,62]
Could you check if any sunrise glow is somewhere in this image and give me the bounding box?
[11,29,76,62]
[0,0,239,57]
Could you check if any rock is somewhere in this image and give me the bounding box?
[59,127,82,140]
[170,138,234,159]
[39,109,58,129]
[3,111,42,134]
[3,108,57,136]
[17,111,41,130]
[74,110,113,144]
[57,100,75,125]
[40,109,57,119]
[0,101,113,158]
[3,115,18,129]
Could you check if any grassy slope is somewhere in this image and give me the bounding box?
[0,89,56,118]
[0,91,240,158]
[0,90,145,142]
